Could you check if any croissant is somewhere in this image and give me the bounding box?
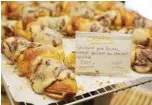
[4,2,24,19]
[59,1,76,16]
[71,16,110,33]
[29,24,63,46]
[95,10,117,28]
[97,1,115,12]
[132,28,151,46]
[3,17,64,46]
[131,45,152,73]
[2,37,77,100]
[2,37,39,61]
[2,1,61,19]
[36,16,73,36]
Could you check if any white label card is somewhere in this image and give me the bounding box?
[75,32,132,75]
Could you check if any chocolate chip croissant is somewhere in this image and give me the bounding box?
[131,45,152,73]
[2,37,77,100]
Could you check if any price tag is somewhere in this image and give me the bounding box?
[75,32,132,75]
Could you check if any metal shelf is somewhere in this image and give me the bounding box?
[2,76,152,105]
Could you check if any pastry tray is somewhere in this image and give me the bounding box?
[2,76,152,105]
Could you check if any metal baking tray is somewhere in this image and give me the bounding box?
[2,76,152,105]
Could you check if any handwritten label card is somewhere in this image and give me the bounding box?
[75,32,132,75]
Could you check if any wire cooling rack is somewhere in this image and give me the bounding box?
[2,76,152,105]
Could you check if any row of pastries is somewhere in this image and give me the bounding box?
[1,1,152,100]
[2,37,77,100]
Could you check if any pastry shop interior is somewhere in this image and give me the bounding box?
[1,1,152,105]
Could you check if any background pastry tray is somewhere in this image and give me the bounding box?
[2,55,152,105]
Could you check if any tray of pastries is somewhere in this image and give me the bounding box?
[1,1,152,105]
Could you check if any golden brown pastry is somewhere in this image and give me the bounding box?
[55,45,65,62]
[132,28,151,46]
[71,16,110,33]
[64,52,75,70]
[1,1,63,19]
[35,16,73,36]
[17,45,57,76]
[45,78,77,100]
[95,10,117,27]
[2,37,77,100]
[29,24,63,46]
[19,47,77,100]
[72,16,90,31]
[113,9,123,28]
[112,7,137,28]
[14,20,32,41]
[97,1,115,12]
[2,17,64,46]
[123,10,137,28]
[2,37,41,61]
[3,2,24,19]
[131,45,152,73]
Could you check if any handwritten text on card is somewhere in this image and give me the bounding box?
[76,32,132,75]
